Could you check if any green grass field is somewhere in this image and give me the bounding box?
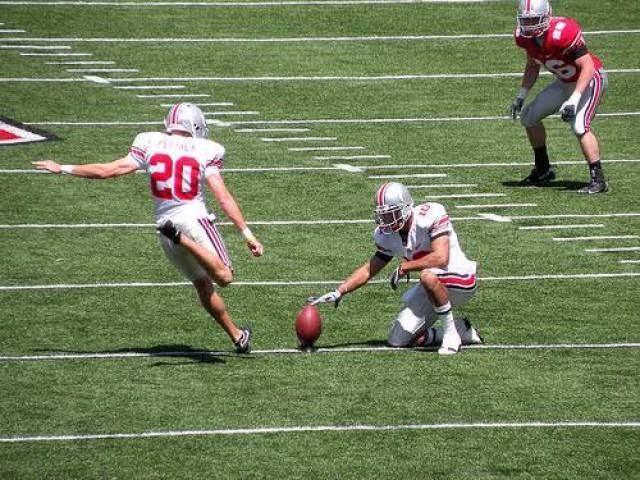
[1,0,639,478]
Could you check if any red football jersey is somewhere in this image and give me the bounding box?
[515,16,602,83]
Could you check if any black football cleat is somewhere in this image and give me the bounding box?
[577,179,609,194]
[520,167,556,185]
[234,325,252,354]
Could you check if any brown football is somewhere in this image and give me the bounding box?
[295,305,322,347]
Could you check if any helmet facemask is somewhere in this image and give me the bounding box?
[374,182,414,234]
[517,0,551,38]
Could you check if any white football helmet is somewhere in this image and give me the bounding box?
[164,103,209,139]
[374,182,414,234]
[517,0,552,38]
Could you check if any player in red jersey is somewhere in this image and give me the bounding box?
[511,0,608,193]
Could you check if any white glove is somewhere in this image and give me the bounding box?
[308,289,342,308]
[560,91,581,122]
[510,87,529,120]
[389,266,409,291]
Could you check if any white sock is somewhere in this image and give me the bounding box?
[433,302,454,335]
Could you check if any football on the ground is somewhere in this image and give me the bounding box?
[295,305,322,347]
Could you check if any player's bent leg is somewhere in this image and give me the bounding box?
[180,234,233,286]
[418,270,460,355]
[388,285,436,347]
[572,70,608,194]
[193,278,242,344]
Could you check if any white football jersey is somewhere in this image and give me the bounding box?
[374,202,476,275]
[128,132,224,223]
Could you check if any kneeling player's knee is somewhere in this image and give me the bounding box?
[419,270,439,291]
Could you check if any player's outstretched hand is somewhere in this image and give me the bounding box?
[389,266,409,291]
[32,160,62,174]
[157,221,181,244]
[308,290,342,308]
[247,238,264,257]
[510,96,525,120]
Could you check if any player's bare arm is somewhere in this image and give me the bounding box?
[398,235,450,275]
[206,172,264,256]
[572,54,595,96]
[338,253,390,295]
[309,253,389,307]
[512,55,541,119]
[522,55,541,89]
[32,156,138,179]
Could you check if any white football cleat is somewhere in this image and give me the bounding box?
[438,330,461,356]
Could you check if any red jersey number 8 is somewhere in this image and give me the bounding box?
[149,153,200,201]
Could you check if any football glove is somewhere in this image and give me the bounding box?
[389,266,409,291]
[560,92,581,122]
[157,221,181,244]
[510,96,525,120]
[308,289,342,308]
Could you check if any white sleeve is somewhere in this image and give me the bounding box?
[204,144,225,178]
[427,204,452,239]
[127,133,152,170]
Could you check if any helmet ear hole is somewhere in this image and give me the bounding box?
[165,103,209,139]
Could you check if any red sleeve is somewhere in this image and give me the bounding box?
[554,18,585,53]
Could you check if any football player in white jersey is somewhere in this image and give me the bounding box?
[33,103,262,353]
[310,182,482,355]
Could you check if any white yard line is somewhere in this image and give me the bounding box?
[261,136,337,142]
[456,203,537,209]
[369,173,450,179]
[0,44,70,49]
[76,69,640,82]
[229,113,640,125]
[333,163,364,172]
[620,260,640,264]
[235,128,310,133]
[163,102,232,106]
[1,272,638,292]
[1,30,638,42]
[586,247,640,253]
[114,85,184,90]
[289,146,365,151]
[203,111,260,115]
[1,420,638,444]
[553,235,639,242]
[519,224,605,231]
[19,52,92,56]
[137,93,208,98]
[424,193,506,199]
[3,70,640,83]
[0,0,533,7]
[1,343,639,364]
[406,183,478,189]
[511,213,640,221]
[46,60,115,65]
[0,29,26,33]
[2,161,640,174]
[312,155,390,161]
[66,68,139,73]
[83,75,110,84]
